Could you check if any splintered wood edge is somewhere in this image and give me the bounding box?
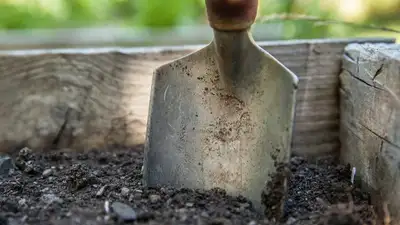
[339,42,400,221]
[0,37,395,156]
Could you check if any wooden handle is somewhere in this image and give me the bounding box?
[205,0,258,31]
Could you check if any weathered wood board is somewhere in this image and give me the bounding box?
[0,38,395,157]
[339,43,400,221]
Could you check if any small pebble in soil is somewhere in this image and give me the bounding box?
[0,155,14,176]
[149,194,161,203]
[96,185,108,197]
[41,194,63,205]
[248,221,257,225]
[19,147,33,156]
[42,168,52,177]
[121,187,130,197]
[110,201,137,221]
[18,198,27,206]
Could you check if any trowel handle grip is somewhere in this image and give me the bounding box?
[205,0,258,31]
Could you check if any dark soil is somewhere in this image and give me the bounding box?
[0,146,378,225]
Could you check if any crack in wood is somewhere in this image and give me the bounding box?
[343,68,384,91]
[52,108,71,147]
[372,63,384,81]
[359,122,400,149]
[379,140,384,153]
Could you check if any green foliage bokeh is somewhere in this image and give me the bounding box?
[0,0,398,40]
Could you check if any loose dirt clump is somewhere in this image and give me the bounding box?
[0,146,377,225]
[261,163,290,222]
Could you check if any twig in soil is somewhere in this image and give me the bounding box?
[104,200,110,214]
[383,202,391,225]
[351,167,357,185]
[257,13,400,34]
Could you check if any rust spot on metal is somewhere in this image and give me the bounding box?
[219,93,245,110]
[205,0,258,31]
[201,58,254,144]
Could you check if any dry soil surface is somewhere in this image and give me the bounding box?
[0,146,377,225]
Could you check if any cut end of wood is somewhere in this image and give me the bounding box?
[340,42,400,221]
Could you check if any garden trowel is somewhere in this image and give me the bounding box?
[143,0,298,219]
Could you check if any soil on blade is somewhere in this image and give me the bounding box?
[0,146,377,225]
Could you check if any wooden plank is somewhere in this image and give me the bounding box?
[0,38,395,157]
[263,38,394,156]
[292,142,340,158]
[339,43,400,221]
[294,119,339,133]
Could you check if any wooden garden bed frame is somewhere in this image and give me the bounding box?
[0,37,398,222]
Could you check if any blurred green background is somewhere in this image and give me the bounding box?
[0,0,399,45]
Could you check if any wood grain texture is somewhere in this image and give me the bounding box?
[0,38,395,156]
[339,43,400,221]
[265,38,395,157]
